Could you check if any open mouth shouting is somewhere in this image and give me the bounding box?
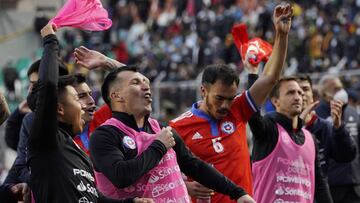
[144,92,152,102]
[86,106,96,117]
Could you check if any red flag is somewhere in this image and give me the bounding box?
[232,23,273,66]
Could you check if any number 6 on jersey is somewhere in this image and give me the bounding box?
[212,137,224,153]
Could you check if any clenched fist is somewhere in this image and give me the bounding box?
[156,126,176,150]
[40,23,57,38]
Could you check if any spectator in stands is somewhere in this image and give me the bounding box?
[0,93,27,203]
[316,74,360,203]
[296,74,356,176]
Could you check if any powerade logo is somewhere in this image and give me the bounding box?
[276,175,311,187]
[73,168,95,182]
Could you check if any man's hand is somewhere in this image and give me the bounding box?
[19,100,31,114]
[273,3,293,35]
[185,181,214,199]
[331,100,344,129]
[133,197,155,203]
[237,194,256,203]
[40,23,57,38]
[156,127,176,150]
[74,46,107,69]
[74,46,126,70]
[300,101,319,123]
[243,53,260,74]
[10,183,30,203]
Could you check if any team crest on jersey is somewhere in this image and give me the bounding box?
[123,136,136,149]
[221,121,235,134]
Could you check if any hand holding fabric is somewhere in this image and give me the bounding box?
[232,23,273,66]
[50,0,112,31]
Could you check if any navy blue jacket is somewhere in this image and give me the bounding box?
[306,116,356,174]
[5,108,26,150]
[3,112,33,186]
[316,99,360,185]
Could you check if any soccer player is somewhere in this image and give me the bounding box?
[169,3,292,202]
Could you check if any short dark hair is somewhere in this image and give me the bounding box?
[27,59,69,77]
[269,76,298,99]
[58,75,77,100]
[28,75,81,111]
[72,73,87,86]
[295,73,312,87]
[202,64,239,87]
[101,66,138,106]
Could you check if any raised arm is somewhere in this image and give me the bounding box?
[74,46,126,70]
[328,100,356,162]
[249,3,292,106]
[28,24,59,150]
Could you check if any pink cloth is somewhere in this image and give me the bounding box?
[50,0,112,31]
[252,124,315,203]
[95,118,190,203]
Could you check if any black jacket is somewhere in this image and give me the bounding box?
[28,34,132,203]
[249,111,333,203]
[90,111,247,200]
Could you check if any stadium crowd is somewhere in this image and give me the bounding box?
[0,1,360,203]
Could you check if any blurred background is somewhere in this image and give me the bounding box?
[1,0,360,182]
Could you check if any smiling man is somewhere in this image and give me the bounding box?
[28,23,152,203]
[249,77,333,203]
[72,73,97,155]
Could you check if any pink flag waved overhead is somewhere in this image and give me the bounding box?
[50,0,112,31]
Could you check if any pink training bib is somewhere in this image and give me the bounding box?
[95,118,190,203]
[252,123,315,203]
[50,0,112,31]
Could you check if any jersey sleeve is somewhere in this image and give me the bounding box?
[231,90,259,123]
[89,104,112,134]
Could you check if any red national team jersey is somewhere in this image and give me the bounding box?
[169,91,258,203]
[89,104,112,134]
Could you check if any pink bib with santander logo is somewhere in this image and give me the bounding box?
[95,117,190,203]
[252,124,315,203]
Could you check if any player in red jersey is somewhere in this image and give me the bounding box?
[169,3,293,202]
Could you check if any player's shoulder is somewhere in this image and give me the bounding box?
[170,110,196,125]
